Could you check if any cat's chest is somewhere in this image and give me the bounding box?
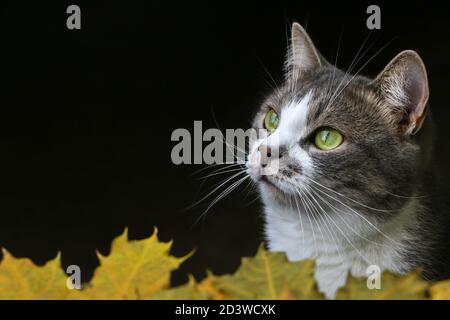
[263,204,409,299]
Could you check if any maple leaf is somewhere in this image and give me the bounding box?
[429,279,450,300]
[210,246,323,299]
[2,228,450,300]
[0,250,68,299]
[156,245,323,300]
[336,270,428,300]
[72,228,190,299]
[150,276,225,300]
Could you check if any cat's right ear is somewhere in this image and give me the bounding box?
[285,23,322,80]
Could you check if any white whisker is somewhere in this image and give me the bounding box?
[308,181,403,247]
[301,187,344,261]
[305,175,396,212]
[310,186,389,249]
[302,187,372,265]
[187,170,247,210]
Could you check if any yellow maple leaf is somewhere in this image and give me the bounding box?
[0,250,68,300]
[150,276,225,300]
[202,246,322,300]
[72,228,190,299]
[429,279,450,300]
[1,228,445,300]
[151,246,322,300]
[336,270,428,300]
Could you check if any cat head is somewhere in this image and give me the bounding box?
[247,23,431,218]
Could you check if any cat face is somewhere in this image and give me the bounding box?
[246,23,430,219]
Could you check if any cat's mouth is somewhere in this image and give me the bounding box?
[258,175,304,205]
[259,175,287,197]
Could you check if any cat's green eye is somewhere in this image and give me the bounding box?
[264,109,279,132]
[314,128,343,151]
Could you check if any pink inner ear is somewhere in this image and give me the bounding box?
[406,68,427,117]
[402,60,429,135]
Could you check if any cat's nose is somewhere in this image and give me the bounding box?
[258,145,286,167]
[258,145,272,168]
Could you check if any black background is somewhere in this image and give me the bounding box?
[0,1,449,286]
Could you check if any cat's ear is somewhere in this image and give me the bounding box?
[372,50,429,135]
[285,23,322,79]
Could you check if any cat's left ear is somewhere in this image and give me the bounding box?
[371,50,429,135]
[285,23,322,80]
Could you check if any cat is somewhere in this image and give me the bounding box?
[246,22,450,299]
